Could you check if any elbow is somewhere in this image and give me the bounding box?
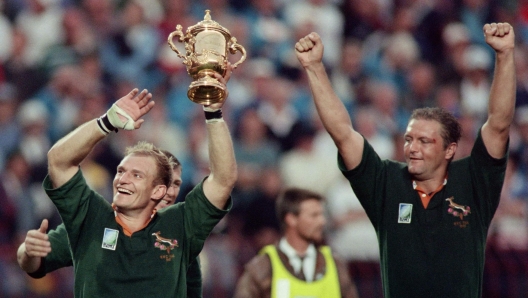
[47,144,71,175]
[225,164,238,190]
[47,145,60,170]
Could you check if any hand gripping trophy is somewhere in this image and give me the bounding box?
[167,10,247,105]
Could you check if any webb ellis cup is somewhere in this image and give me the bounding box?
[167,10,247,105]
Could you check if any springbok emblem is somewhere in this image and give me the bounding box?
[446,197,471,220]
[152,231,179,254]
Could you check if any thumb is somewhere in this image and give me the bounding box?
[39,219,49,234]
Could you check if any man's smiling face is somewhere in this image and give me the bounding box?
[113,154,159,211]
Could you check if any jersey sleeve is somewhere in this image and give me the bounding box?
[469,129,508,225]
[183,179,232,259]
[43,168,109,250]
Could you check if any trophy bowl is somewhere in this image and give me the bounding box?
[167,10,247,105]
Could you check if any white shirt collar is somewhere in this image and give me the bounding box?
[278,238,317,282]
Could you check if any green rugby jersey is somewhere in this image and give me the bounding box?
[339,131,506,298]
[44,170,229,297]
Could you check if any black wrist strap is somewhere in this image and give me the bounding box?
[97,114,118,134]
[204,109,223,120]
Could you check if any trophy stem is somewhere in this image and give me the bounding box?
[187,72,226,105]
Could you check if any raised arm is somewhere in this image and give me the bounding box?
[48,89,154,188]
[295,32,364,170]
[481,23,516,158]
[202,70,238,209]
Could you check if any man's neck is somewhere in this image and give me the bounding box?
[412,172,448,195]
[283,234,311,256]
[114,206,156,236]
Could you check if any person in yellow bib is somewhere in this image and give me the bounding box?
[233,187,359,298]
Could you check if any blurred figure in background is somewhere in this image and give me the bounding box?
[233,187,359,298]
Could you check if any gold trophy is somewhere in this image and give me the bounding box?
[167,10,247,105]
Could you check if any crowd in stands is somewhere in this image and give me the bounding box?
[0,0,527,297]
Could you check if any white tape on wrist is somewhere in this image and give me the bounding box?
[107,104,136,130]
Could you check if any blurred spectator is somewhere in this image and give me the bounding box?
[511,106,528,175]
[368,80,409,136]
[278,122,341,196]
[353,106,395,160]
[330,38,367,107]
[514,45,528,107]
[439,22,471,84]
[241,167,282,252]
[326,176,379,262]
[17,99,50,172]
[3,28,49,100]
[256,75,303,152]
[232,106,280,213]
[460,0,500,47]
[0,83,21,171]
[490,153,528,250]
[453,113,479,160]
[14,0,65,68]
[81,0,119,39]
[340,0,386,41]
[244,0,292,64]
[57,5,98,58]
[459,44,492,125]
[283,0,344,70]
[99,0,161,88]
[362,31,420,95]
[435,83,462,117]
[402,61,437,110]
[31,64,86,141]
[0,4,14,64]
[414,0,459,66]
[0,151,36,297]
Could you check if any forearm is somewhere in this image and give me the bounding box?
[48,119,106,188]
[203,120,237,209]
[17,243,42,274]
[305,62,355,144]
[482,49,515,158]
[487,50,516,132]
[304,62,364,169]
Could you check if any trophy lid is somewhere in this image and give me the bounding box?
[188,10,231,37]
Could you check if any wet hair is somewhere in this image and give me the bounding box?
[276,187,324,230]
[409,107,462,148]
[124,141,174,188]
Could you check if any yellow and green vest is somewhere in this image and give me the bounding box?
[261,245,341,298]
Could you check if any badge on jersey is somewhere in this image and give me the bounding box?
[102,228,119,250]
[398,203,413,224]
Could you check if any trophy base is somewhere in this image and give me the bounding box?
[187,76,226,105]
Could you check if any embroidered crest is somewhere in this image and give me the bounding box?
[446,197,471,220]
[152,231,179,254]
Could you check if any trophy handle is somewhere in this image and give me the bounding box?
[228,37,247,69]
[167,25,187,60]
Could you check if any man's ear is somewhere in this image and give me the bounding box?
[284,213,297,228]
[445,142,457,160]
[152,185,167,201]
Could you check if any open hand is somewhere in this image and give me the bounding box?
[113,88,155,130]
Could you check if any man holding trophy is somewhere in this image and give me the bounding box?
[18,10,242,297]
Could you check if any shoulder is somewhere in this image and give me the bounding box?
[244,253,272,281]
